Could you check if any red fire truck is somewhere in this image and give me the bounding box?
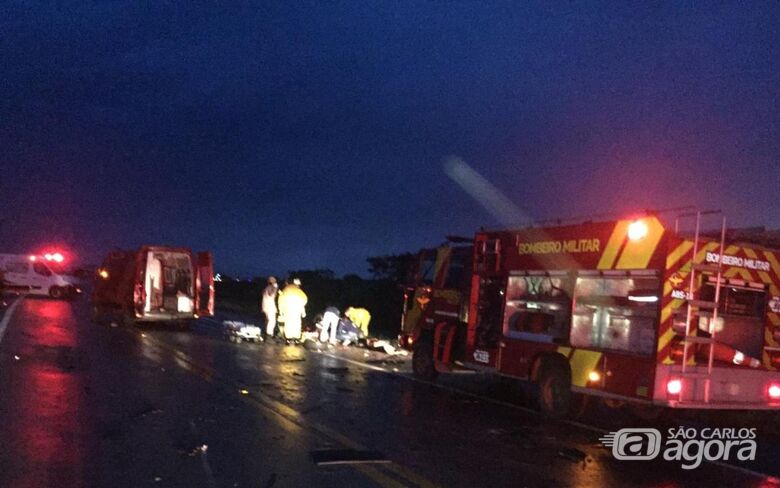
[410,212,780,417]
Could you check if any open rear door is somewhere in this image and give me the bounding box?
[196,251,214,317]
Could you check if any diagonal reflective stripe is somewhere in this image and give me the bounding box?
[666,240,694,269]
[597,221,630,269]
[615,216,665,270]
[764,251,780,275]
[657,327,675,353]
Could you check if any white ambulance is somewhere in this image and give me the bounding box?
[0,254,80,298]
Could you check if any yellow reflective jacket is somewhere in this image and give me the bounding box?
[278,284,307,322]
[345,307,371,336]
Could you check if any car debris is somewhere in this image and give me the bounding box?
[310,448,390,466]
[557,447,587,463]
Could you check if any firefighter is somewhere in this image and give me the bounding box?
[278,278,307,343]
[318,306,340,344]
[261,276,279,338]
[345,307,371,337]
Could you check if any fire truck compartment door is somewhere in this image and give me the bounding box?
[196,251,215,316]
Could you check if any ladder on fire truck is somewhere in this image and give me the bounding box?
[675,210,727,404]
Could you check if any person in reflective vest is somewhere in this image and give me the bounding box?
[345,307,371,337]
[278,278,307,342]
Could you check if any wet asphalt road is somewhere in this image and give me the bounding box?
[1,295,780,488]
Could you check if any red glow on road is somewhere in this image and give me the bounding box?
[9,299,87,487]
[35,300,69,321]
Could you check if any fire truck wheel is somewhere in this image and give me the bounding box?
[568,393,590,419]
[537,364,572,418]
[412,336,438,381]
[49,286,64,299]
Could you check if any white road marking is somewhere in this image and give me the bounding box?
[0,296,25,344]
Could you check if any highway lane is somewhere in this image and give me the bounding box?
[0,296,399,488]
[1,296,779,487]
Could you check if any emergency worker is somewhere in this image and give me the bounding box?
[318,306,340,344]
[278,278,307,342]
[261,276,279,338]
[345,307,371,337]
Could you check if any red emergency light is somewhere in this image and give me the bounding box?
[627,220,649,241]
[44,252,65,263]
[768,383,780,401]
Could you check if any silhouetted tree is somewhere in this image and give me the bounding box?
[366,253,415,283]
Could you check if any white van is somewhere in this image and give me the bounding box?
[0,254,80,298]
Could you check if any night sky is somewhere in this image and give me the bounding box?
[2,2,779,276]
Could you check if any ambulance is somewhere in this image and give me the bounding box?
[0,253,80,298]
[91,246,214,328]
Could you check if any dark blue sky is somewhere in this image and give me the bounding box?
[2,2,779,276]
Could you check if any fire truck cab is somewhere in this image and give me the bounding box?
[413,214,780,417]
[400,241,472,350]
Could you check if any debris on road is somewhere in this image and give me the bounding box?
[188,444,208,456]
[557,447,587,464]
[310,448,390,466]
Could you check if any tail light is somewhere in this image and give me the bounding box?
[768,383,780,401]
[667,378,683,397]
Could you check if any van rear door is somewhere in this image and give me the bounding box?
[3,259,32,292]
[196,252,214,317]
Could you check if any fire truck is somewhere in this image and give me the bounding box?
[409,212,780,417]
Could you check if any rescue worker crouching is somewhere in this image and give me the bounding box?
[344,307,371,337]
[277,278,307,344]
[318,306,340,344]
